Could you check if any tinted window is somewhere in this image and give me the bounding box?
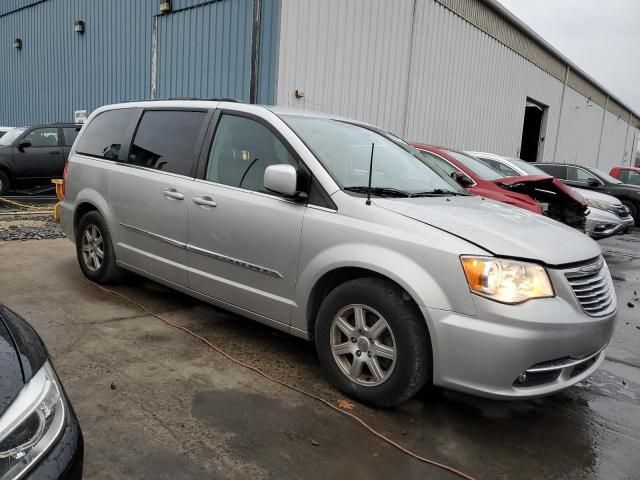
[566,166,597,182]
[622,170,640,186]
[477,157,519,176]
[206,114,298,193]
[534,164,566,178]
[63,127,81,147]
[591,168,622,184]
[76,109,136,160]
[419,150,460,176]
[128,110,207,176]
[24,128,59,147]
[510,158,548,176]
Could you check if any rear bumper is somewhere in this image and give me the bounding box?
[586,208,635,239]
[423,294,616,399]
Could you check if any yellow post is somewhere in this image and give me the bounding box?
[52,179,64,223]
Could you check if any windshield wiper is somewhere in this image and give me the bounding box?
[344,186,412,198]
[410,189,468,197]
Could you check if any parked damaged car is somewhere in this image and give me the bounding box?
[0,305,83,479]
[468,152,634,239]
[62,101,616,407]
[534,162,640,226]
[413,145,588,230]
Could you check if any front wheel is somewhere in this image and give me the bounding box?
[622,201,639,226]
[0,171,10,195]
[315,277,431,407]
[76,211,122,283]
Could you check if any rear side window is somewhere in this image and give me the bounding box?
[63,127,81,147]
[75,109,136,160]
[127,110,207,176]
[535,164,566,178]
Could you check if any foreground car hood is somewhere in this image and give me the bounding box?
[0,311,24,416]
[376,196,601,265]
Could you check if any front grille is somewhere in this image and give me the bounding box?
[610,204,631,219]
[564,258,616,317]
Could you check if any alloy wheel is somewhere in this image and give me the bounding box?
[330,304,397,386]
[81,224,104,272]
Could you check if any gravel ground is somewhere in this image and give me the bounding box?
[0,214,65,241]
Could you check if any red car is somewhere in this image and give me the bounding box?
[610,166,640,186]
[412,144,588,229]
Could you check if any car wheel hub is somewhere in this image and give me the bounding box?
[81,224,104,272]
[330,304,397,387]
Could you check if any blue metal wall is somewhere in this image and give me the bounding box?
[0,0,280,126]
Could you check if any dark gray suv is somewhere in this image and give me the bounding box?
[0,124,81,194]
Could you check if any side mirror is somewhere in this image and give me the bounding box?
[586,177,600,187]
[451,171,473,188]
[264,164,298,197]
[18,140,32,150]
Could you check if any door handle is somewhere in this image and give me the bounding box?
[163,189,185,200]
[192,196,217,208]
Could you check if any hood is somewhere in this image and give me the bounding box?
[375,195,601,266]
[0,306,48,416]
[572,187,621,205]
[494,175,586,205]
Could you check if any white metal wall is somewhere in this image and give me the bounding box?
[276,0,637,167]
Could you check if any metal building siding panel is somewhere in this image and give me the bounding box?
[276,0,415,133]
[0,0,42,16]
[404,0,563,158]
[0,0,156,126]
[598,111,629,171]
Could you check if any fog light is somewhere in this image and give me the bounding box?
[517,372,527,383]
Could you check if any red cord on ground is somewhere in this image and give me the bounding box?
[90,281,476,480]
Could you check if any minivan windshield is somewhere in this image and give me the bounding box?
[281,115,467,196]
[0,127,28,146]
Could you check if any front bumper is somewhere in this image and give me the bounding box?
[25,391,83,480]
[585,207,635,239]
[424,283,616,399]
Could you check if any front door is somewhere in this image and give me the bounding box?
[110,109,210,287]
[12,127,63,184]
[187,113,306,325]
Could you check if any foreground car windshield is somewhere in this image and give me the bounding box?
[0,127,27,146]
[282,115,466,195]
[446,150,504,180]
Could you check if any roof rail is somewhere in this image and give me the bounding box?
[118,97,242,103]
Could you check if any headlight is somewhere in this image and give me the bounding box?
[460,256,554,304]
[584,197,614,211]
[0,362,66,480]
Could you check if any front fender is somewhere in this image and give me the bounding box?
[291,243,477,334]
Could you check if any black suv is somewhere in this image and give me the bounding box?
[534,162,640,225]
[0,123,81,194]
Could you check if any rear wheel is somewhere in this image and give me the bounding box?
[76,211,122,283]
[0,171,10,195]
[622,201,638,226]
[315,277,431,407]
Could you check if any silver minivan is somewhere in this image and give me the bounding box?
[61,100,617,407]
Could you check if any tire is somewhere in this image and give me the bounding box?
[76,211,122,283]
[315,277,431,407]
[622,201,639,226]
[0,171,10,195]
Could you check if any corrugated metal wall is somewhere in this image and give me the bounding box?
[276,0,637,167]
[276,0,415,132]
[155,0,252,101]
[0,0,279,125]
[0,0,42,16]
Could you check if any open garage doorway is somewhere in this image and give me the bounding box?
[519,98,548,162]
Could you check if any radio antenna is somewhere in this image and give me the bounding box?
[366,142,375,206]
